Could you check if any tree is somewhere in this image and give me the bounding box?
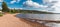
[2,2,9,12]
[13,8,16,13]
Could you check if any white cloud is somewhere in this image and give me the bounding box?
[43,0,58,4]
[8,7,23,10]
[23,0,48,8]
[23,0,60,13]
[42,0,60,13]
[51,0,60,13]
[19,8,23,10]
[0,0,3,2]
[17,0,20,3]
[10,0,16,4]
[10,0,20,4]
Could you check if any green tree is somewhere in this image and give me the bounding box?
[2,2,9,12]
[13,8,16,13]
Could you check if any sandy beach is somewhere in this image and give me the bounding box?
[0,13,47,27]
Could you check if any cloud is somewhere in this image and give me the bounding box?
[43,0,58,4]
[10,0,16,4]
[23,0,60,13]
[17,0,20,3]
[10,0,20,4]
[0,0,3,2]
[51,0,60,13]
[42,0,60,13]
[23,0,48,8]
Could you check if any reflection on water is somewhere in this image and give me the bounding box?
[16,14,60,21]
[45,23,60,27]
[16,14,60,27]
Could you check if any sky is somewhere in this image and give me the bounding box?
[0,0,60,13]
[0,0,43,9]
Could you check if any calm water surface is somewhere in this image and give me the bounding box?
[16,14,60,27]
[17,14,60,21]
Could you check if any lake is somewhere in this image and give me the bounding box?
[16,14,60,21]
[16,14,60,27]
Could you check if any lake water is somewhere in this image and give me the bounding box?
[17,14,60,21]
[16,14,60,27]
[45,22,60,27]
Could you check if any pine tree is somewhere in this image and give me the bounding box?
[2,2,9,12]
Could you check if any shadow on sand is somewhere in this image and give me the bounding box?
[15,14,48,27]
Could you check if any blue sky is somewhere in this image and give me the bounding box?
[0,0,60,13]
[4,0,24,8]
[0,0,43,9]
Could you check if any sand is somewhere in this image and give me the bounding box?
[0,14,47,27]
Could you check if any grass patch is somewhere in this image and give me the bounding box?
[0,13,3,16]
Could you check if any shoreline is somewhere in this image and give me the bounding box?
[0,13,47,27]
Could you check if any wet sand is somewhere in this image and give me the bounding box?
[0,14,47,27]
